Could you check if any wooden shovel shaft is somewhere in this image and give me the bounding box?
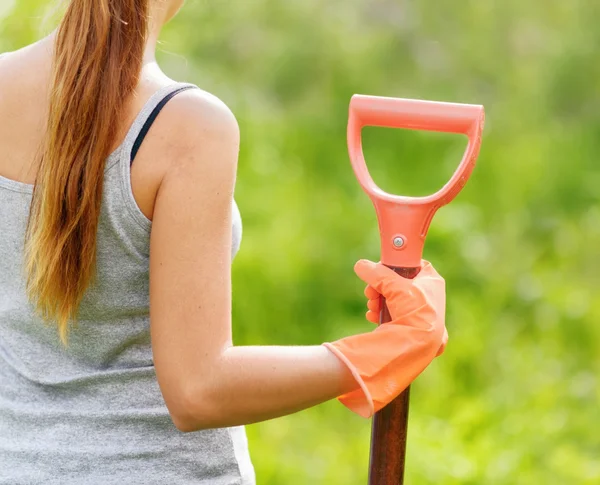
[368,266,420,485]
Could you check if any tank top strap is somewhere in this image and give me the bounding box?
[122,82,199,166]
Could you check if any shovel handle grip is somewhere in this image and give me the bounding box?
[368,266,420,485]
[349,95,483,135]
[347,95,485,268]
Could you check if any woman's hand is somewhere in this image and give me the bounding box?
[361,262,448,356]
[323,259,448,418]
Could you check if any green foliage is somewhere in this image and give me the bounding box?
[2,0,599,483]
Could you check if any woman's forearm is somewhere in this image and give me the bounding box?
[180,345,358,431]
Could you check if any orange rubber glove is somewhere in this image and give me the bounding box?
[363,275,448,358]
[323,259,447,418]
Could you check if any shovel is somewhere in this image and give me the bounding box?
[347,95,485,484]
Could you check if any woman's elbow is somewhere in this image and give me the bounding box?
[170,382,225,433]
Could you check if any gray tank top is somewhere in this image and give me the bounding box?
[0,82,254,484]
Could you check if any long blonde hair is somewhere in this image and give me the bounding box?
[24,0,150,346]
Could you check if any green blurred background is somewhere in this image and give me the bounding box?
[2,0,599,483]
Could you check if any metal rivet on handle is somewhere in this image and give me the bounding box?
[393,236,405,248]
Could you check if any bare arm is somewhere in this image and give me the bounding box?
[183,346,356,430]
[149,90,357,432]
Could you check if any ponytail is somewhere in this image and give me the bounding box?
[24,0,150,346]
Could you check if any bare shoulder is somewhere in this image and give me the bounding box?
[159,88,239,152]
[142,86,240,183]
[170,88,238,131]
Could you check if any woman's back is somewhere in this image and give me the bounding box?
[0,43,252,484]
[0,3,450,483]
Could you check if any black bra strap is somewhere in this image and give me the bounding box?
[130,85,198,165]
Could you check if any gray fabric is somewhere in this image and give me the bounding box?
[0,83,254,484]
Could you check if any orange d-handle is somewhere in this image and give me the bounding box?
[348,95,484,269]
[347,95,484,485]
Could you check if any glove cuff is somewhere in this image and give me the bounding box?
[322,342,375,418]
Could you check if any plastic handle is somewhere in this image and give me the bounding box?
[347,94,485,267]
[349,94,483,134]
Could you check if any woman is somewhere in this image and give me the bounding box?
[0,0,447,483]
